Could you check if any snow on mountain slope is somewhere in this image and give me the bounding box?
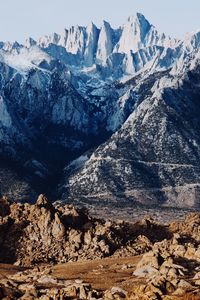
[0,13,200,207]
[0,46,51,74]
[61,56,200,208]
[0,13,197,85]
[114,13,176,54]
[27,13,180,82]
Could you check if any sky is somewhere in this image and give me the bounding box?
[0,0,200,43]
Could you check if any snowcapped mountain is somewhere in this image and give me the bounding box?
[0,13,200,207]
[0,14,179,79]
[62,61,200,208]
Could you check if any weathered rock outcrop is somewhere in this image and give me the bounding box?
[2,197,200,298]
[0,194,168,266]
[129,213,200,299]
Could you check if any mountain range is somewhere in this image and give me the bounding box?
[0,13,200,208]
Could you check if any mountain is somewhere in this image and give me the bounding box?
[62,58,200,208]
[0,14,200,208]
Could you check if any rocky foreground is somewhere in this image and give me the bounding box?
[1,196,200,299]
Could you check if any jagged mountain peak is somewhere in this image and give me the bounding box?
[115,13,169,54]
[96,20,114,64]
[101,20,112,29]
[38,32,61,48]
[3,41,23,52]
[86,21,97,31]
[127,12,151,28]
[184,30,200,49]
[25,37,37,48]
[0,13,196,82]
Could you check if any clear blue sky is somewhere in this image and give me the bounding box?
[1,0,200,43]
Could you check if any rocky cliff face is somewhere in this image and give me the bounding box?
[0,194,159,266]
